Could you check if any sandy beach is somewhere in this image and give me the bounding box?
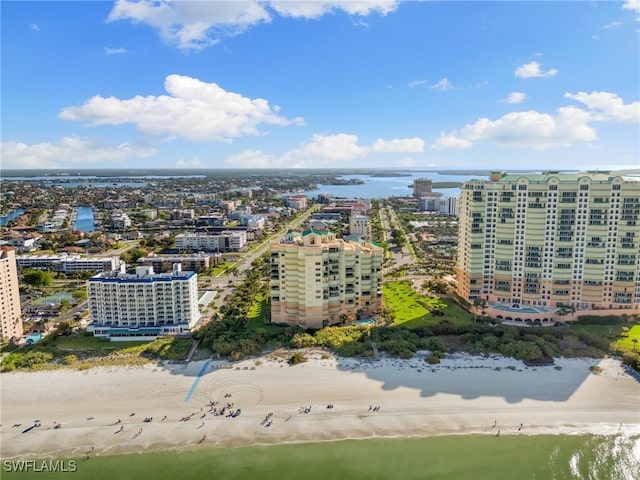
[1,350,639,459]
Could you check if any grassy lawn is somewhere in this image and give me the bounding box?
[616,324,640,351]
[54,334,192,359]
[212,263,232,276]
[247,291,281,334]
[54,334,145,351]
[383,281,471,328]
[571,323,624,339]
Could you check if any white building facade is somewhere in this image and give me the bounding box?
[175,231,247,252]
[17,254,120,273]
[349,215,371,238]
[88,265,199,341]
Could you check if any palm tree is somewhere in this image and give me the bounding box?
[556,303,577,326]
[473,298,487,323]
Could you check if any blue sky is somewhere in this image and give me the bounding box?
[1,0,639,170]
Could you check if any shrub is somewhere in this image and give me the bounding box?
[290,333,317,348]
[425,354,440,364]
[62,354,78,365]
[289,352,307,365]
[621,351,640,372]
[1,349,54,371]
[418,337,446,352]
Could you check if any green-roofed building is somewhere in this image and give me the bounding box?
[457,171,640,323]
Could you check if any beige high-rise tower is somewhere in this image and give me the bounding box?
[0,247,23,342]
[457,171,640,320]
[270,230,383,329]
[413,178,433,198]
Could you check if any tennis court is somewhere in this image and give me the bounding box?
[31,291,74,306]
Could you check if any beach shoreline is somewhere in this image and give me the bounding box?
[1,350,639,459]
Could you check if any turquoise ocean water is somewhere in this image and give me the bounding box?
[3,434,639,480]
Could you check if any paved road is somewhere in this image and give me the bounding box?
[199,205,320,317]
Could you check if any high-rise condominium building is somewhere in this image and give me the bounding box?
[413,178,433,198]
[270,230,383,329]
[0,247,23,342]
[457,171,640,318]
[88,264,199,340]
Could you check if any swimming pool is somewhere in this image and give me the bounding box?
[489,302,557,314]
[355,319,375,325]
[26,333,43,345]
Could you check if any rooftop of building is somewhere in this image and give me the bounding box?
[301,228,331,236]
[90,265,195,283]
[478,170,640,184]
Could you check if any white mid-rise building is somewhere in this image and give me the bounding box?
[175,231,247,252]
[283,195,307,210]
[438,197,459,216]
[349,215,371,238]
[87,264,199,341]
[17,254,120,273]
[110,212,132,229]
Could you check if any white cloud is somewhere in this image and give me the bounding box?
[601,20,623,29]
[105,47,128,55]
[371,137,424,153]
[0,136,156,169]
[107,0,272,51]
[107,1,398,51]
[408,79,429,88]
[433,91,639,150]
[622,0,640,14]
[58,74,304,142]
[280,133,369,167]
[432,133,473,150]
[270,1,398,19]
[29,23,40,31]
[431,78,455,91]
[503,92,527,104]
[226,133,423,168]
[514,61,558,79]
[431,107,597,150]
[564,91,640,123]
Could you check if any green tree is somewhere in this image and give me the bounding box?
[23,269,53,288]
[59,299,72,313]
[472,298,487,323]
[556,303,577,326]
[72,289,87,302]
